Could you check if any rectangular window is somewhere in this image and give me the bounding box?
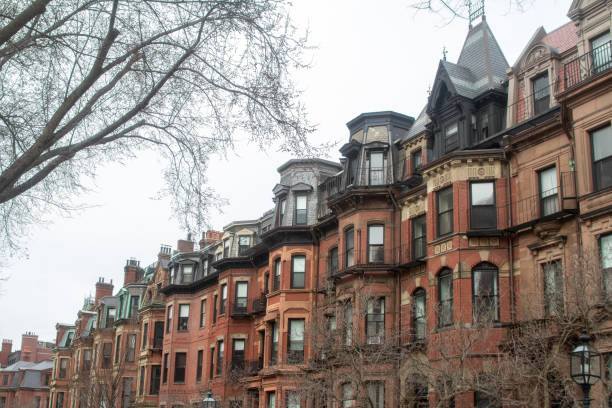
[106,307,116,328]
[473,265,499,324]
[343,301,353,346]
[287,319,305,364]
[328,247,338,277]
[345,227,354,267]
[445,123,459,152]
[267,392,276,408]
[220,284,227,315]
[592,125,612,192]
[174,352,186,383]
[216,341,224,376]
[224,239,231,258]
[56,392,64,408]
[166,305,172,334]
[238,235,251,255]
[138,367,144,397]
[412,215,427,260]
[273,259,281,291]
[286,391,301,408]
[291,256,306,289]
[153,322,164,349]
[232,339,245,369]
[366,382,385,408]
[270,322,278,365]
[142,322,148,349]
[200,299,207,328]
[181,264,193,284]
[532,72,550,115]
[591,31,611,73]
[162,353,168,384]
[59,358,68,378]
[413,290,427,340]
[213,294,218,323]
[411,149,422,174]
[279,198,286,226]
[129,295,139,318]
[177,304,189,331]
[368,224,384,263]
[235,282,248,313]
[196,350,203,382]
[83,349,92,371]
[601,234,612,299]
[366,298,385,344]
[295,195,307,225]
[439,270,453,327]
[369,152,385,185]
[437,186,453,236]
[470,182,496,230]
[115,334,122,364]
[209,347,215,379]
[341,383,353,408]
[150,365,161,395]
[126,334,136,362]
[539,167,559,216]
[543,261,564,316]
[102,343,112,369]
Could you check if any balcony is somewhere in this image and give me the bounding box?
[251,295,267,315]
[231,298,249,317]
[508,171,577,230]
[564,40,612,90]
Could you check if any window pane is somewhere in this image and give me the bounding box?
[593,125,612,161]
[292,256,305,272]
[471,183,494,205]
[440,273,452,301]
[233,339,245,351]
[368,225,384,245]
[179,304,189,317]
[438,187,453,212]
[540,167,558,197]
[236,282,248,298]
[370,152,383,168]
[296,195,307,210]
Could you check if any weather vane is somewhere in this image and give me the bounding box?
[442,46,448,61]
[466,0,485,27]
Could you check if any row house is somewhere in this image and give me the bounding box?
[49,1,612,407]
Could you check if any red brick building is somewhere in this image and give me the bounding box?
[48,2,612,407]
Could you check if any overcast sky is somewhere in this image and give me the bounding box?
[0,0,570,349]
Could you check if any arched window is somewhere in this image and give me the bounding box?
[472,262,499,324]
[438,268,453,327]
[413,288,426,340]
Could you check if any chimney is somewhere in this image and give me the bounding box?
[0,339,12,367]
[177,233,194,253]
[20,332,38,362]
[95,277,114,305]
[124,258,141,286]
[199,230,223,249]
[158,244,172,262]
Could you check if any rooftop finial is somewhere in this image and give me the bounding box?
[467,0,485,27]
[442,46,448,61]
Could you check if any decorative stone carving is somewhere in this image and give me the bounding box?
[423,156,503,193]
[401,194,427,221]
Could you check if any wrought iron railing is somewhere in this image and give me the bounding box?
[564,40,612,89]
[251,295,267,314]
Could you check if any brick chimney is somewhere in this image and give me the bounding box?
[0,339,12,367]
[124,258,141,286]
[199,230,223,248]
[177,233,194,253]
[158,244,172,262]
[20,332,38,362]
[95,277,114,305]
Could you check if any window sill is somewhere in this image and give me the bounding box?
[173,381,185,385]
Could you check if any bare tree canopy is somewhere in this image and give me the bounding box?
[409,0,531,22]
[0,0,314,255]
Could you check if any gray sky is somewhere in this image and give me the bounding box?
[0,0,569,348]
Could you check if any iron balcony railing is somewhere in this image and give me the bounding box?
[564,40,612,89]
[251,295,267,314]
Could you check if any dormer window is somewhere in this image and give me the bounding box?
[445,123,458,152]
[369,152,385,185]
[223,239,230,258]
[106,308,116,327]
[295,195,307,225]
[279,198,286,225]
[532,72,549,116]
[411,149,422,174]
[238,236,251,255]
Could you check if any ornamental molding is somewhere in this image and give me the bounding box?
[401,192,427,221]
[422,157,503,193]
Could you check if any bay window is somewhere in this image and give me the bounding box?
[437,187,453,236]
[470,182,496,230]
[291,255,306,289]
[472,263,499,324]
[368,224,384,263]
[366,298,385,344]
[438,269,453,327]
[345,227,355,267]
[287,318,305,363]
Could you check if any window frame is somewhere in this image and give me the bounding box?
[294,194,308,225]
[470,181,497,230]
[270,322,279,365]
[177,304,189,331]
[412,215,427,260]
[438,269,453,327]
[200,299,207,328]
[166,305,172,334]
[437,186,454,237]
[472,262,500,324]
[411,149,422,174]
[444,122,459,152]
[600,233,612,300]
[413,288,427,341]
[328,247,338,277]
[196,350,203,383]
[290,255,306,289]
[126,334,136,363]
[273,259,281,291]
[173,352,186,383]
[231,339,246,370]
[287,318,305,364]
[345,227,355,268]
[366,297,385,344]
[538,166,559,217]
[369,151,386,185]
[532,71,550,116]
[235,281,249,313]
[220,284,227,315]
[367,224,385,264]
[591,124,612,192]
[542,260,564,317]
[216,340,224,376]
[238,235,251,255]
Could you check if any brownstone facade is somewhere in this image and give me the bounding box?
[47,2,612,407]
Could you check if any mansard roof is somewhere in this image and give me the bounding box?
[429,19,509,107]
[399,106,430,143]
[512,21,576,69]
